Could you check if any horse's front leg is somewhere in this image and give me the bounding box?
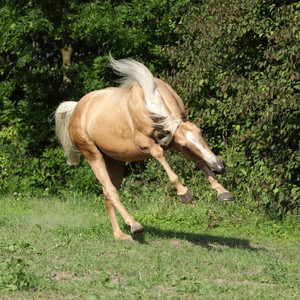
[136,134,194,203]
[196,160,234,202]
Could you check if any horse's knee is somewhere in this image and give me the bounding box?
[104,187,122,207]
[149,145,165,160]
[104,196,114,209]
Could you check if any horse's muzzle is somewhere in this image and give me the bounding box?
[210,160,226,175]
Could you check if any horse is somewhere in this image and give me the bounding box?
[55,56,233,241]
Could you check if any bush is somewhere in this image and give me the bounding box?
[0,0,298,217]
[163,0,300,215]
[0,130,100,195]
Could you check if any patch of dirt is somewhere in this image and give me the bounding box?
[52,270,123,286]
[153,241,163,246]
[100,252,116,258]
[189,240,266,251]
[53,271,71,282]
[169,239,181,246]
[52,259,67,263]
[52,271,92,282]
[214,278,277,286]
[0,291,79,300]
[155,285,174,293]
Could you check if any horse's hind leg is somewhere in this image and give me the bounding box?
[91,157,144,240]
[101,157,132,241]
[90,156,144,240]
[76,141,143,240]
[103,155,144,238]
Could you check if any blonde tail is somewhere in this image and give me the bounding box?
[55,101,80,165]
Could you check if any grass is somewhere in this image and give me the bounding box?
[0,186,299,299]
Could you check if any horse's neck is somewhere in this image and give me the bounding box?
[154,78,187,117]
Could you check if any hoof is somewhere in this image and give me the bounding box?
[179,190,194,204]
[131,223,145,234]
[218,192,234,202]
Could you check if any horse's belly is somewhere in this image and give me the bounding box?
[98,139,148,162]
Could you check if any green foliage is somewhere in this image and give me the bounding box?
[163,0,300,215]
[0,141,100,195]
[0,0,299,216]
[0,0,178,189]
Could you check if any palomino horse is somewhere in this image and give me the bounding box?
[55,56,233,241]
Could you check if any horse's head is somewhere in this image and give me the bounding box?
[172,121,226,175]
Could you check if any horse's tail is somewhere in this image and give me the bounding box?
[55,101,80,166]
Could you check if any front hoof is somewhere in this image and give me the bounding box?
[218,192,234,202]
[179,190,194,204]
[131,223,145,234]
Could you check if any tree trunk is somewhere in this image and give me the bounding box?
[61,43,73,85]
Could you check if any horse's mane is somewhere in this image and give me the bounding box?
[109,55,181,145]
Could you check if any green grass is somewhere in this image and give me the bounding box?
[0,189,299,299]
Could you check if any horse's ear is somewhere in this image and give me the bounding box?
[181,112,188,121]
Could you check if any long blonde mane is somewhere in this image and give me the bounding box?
[109,55,181,145]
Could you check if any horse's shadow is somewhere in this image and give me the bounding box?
[130,225,265,252]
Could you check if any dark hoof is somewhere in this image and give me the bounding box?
[218,192,234,202]
[179,190,194,204]
[131,223,145,234]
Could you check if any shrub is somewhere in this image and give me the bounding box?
[163,0,300,214]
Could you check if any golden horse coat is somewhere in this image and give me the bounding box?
[55,57,233,241]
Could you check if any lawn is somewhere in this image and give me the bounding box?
[0,190,299,299]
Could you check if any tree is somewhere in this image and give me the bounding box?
[163,0,300,214]
[1,0,298,215]
[0,0,179,193]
